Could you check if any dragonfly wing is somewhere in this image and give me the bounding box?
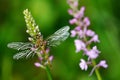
[46,26,70,47]
[13,50,33,60]
[7,42,34,50]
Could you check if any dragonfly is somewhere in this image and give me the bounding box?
[7,26,70,60]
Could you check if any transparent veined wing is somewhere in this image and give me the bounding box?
[46,26,70,47]
[7,42,34,50]
[13,49,34,60]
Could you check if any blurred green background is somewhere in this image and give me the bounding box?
[0,0,120,80]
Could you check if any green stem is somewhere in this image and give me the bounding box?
[45,66,52,80]
[92,60,102,80]
[95,68,102,80]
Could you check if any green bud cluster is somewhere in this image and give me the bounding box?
[23,9,41,39]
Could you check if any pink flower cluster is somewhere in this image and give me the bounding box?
[67,0,108,75]
[34,48,54,69]
[34,55,53,68]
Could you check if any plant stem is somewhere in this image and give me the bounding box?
[45,66,52,80]
[92,60,102,80]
